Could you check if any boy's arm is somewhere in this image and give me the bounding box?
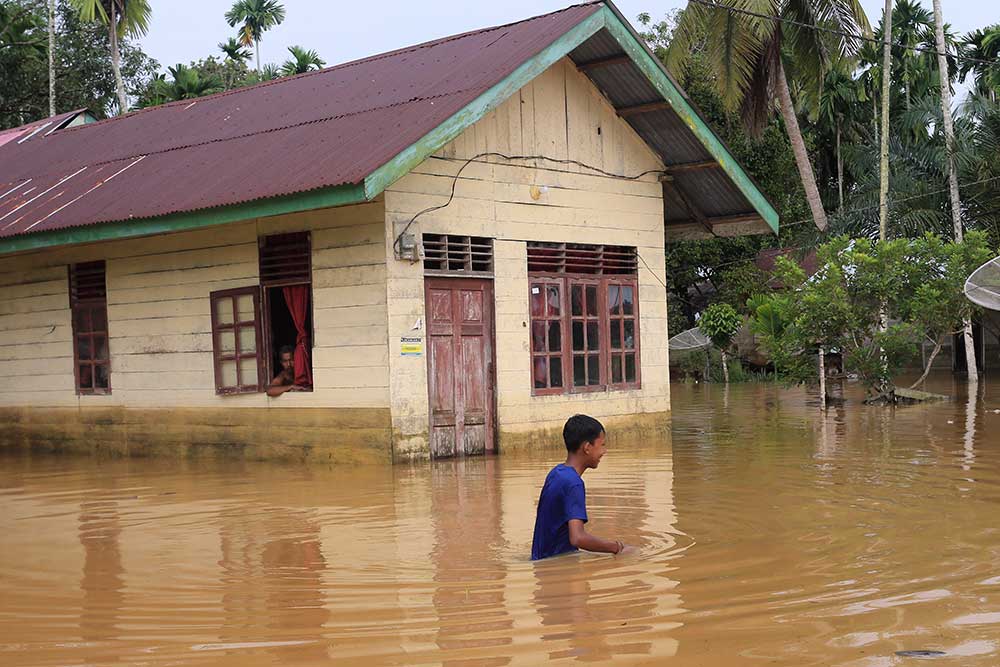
[567,519,624,555]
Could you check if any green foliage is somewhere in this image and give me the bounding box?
[225,0,285,69]
[138,62,224,107]
[699,302,742,350]
[747,234,995,397]
[1,0,158,126]
[279,45,324,76]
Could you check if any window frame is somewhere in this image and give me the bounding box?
[69,262,111,396]
[209,286,265,395]
[529,278,567,396]
[527,273,641,396]
[258,232,314,390]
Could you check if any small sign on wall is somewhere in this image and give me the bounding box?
[401,336,423,356]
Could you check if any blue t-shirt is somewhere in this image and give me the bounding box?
[531,464,588,560]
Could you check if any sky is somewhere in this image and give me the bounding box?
[140,1,998,77]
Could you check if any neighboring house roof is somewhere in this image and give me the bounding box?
[0,1,777,256]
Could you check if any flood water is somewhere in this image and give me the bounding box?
[3,377,1000,666]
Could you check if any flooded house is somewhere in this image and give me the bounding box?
[0,2,776,463]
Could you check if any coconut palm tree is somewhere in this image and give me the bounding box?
[279,45,324,76]
[225,0,285,74]
[70,0,151,114]
[667,0,871,232]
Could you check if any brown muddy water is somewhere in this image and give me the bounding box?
[3,377,1000,666]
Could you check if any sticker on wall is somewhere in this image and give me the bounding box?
[400,337,423,356]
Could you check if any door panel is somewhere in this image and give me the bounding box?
[425,278,495,458]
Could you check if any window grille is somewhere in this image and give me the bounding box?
[259,232,311,286]
[527,243,637,275]
[423,234,494,275]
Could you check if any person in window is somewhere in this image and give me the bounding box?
[267,345,306,397]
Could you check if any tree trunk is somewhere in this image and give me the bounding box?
[932,0,979,383]
[836,121,843,212]
[776,60,829,232]
[819,348,827,408]
[109,6,127,114]
[910,338,943,388]
[879,0,893,242]
[721,349,730,384]
[256,42,261,74]
[48,0,55,117]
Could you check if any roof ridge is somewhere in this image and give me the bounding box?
[7,88,478,182]
[53,2,605,135]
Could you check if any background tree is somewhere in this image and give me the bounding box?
[699,302,742,383]
[138,62,223,107]
[1,0,157,128]
[69,0,151,114]
[225,0,285,73]
[667,0,871,232]
[279,44,323,76]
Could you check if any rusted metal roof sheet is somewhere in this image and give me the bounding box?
[0,3,602,241]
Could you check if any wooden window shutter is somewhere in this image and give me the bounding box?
[210,287,264,394]
[259,232,311,286]
[69,261,111,395]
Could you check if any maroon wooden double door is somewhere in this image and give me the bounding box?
[425,277,496,458]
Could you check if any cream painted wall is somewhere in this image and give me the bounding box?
[384,57,670,456]
[0,198,389,410]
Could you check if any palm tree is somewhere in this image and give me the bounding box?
[47,0,55,116]
[804,64,865,212]
[960,26,1000,102]
[144,63,224,105]
[890,0,932,111]
[225,0,285,73]
[218,36,251,64]
[931,0,977,381]
[279,45,324,76]
[70,0,151,114]
[668,0,871,232]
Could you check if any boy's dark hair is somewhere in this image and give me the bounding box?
[279,345,295,356]
[563,414,605,452]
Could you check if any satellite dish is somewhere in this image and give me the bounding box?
[965,256,1000,311]
[669,326,712,352]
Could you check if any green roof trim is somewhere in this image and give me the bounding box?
[0,1,777,257]
[364,2,778,233]
[598,4,779,233]
[362,8,607,200]
[0,183,367,256]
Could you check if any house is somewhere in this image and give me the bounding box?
[0,2,777,463]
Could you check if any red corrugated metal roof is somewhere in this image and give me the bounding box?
[0,3,602,241]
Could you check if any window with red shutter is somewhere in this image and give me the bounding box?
[69,261,111,395]
[258,232,313,390]
[527,243,640,395]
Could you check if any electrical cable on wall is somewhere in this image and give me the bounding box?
[392,152,670,256]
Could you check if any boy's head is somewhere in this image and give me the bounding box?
[563,414,607,468]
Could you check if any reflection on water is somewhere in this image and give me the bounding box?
[2,374,1000,665]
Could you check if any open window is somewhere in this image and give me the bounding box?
[258,232,313,391]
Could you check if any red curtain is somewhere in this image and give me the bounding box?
[282,285,312,387]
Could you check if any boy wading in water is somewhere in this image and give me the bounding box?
[531,414,630,560]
